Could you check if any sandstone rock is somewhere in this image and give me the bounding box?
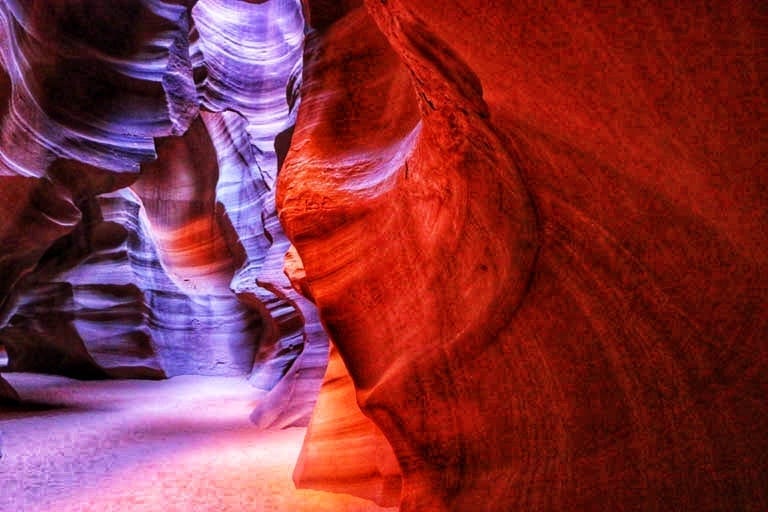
[0,0,765,510]
[294,342,401,507]
[280,1,768,510]
[0,0,324,426]
[192,0,327,424]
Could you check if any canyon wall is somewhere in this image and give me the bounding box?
[0,0,325,426]
[0,0,765,510]
[282,1,768,510]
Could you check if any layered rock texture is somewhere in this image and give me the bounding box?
[294,342,401,507]
[0,0,325,426]
[281,1,768,511]
[1,0,767,511]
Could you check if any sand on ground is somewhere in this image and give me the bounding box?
[0,372,398,512]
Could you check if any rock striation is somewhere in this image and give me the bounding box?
[293,342,401,507]
[281,1,768,511]
[0,0,766,510]
[0,0,324,426]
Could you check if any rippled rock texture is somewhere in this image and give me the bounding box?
[1,0,766,510]
[281,1,768,511]
[294,342,401,507]
[0,0,325,426]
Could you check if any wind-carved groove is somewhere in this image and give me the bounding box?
[278,1,539,509]
[361,4,540,509]
[193,0,326,427]
[0,0,325,426]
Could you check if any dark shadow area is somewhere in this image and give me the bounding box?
[0,401,78,420]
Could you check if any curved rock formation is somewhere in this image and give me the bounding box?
[294,342,401,507]
[0,0,198,378]
[2,122,262,378]
[191,0,328,425]
[281,1,768,511]
[0,0,324,426]
[0,0,765,510]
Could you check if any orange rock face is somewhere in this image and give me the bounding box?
[293,343,401,507]
[280,1,768,510]
[0,0,765,510]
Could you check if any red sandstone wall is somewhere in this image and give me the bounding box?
[281,1,768,510]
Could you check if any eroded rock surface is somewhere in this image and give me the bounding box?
[0,0,324,426]
[293,343,401,507]
[281,1,768,511]
[0,0,765,510]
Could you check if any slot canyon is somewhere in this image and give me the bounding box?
[0,0,766,511]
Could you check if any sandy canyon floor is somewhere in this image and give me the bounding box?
[0,372,397,512]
